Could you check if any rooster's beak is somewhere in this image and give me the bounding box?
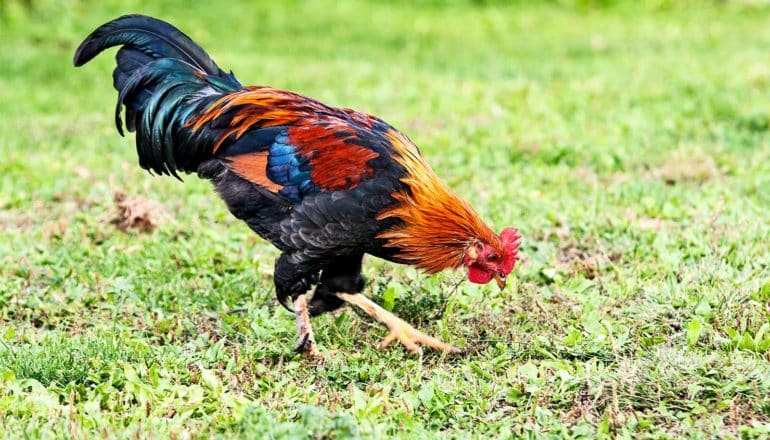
[494,273,506,290]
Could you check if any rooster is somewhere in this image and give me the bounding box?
[74,15,521,358]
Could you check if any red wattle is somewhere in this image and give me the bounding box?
[468,264,493,284]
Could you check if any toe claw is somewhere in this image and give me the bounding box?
[294,337,325,361]
[379,327,453,356]
[294,333,312,354]
[307,350,326,362]
[379,331,398,349]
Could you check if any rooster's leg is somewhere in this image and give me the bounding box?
[294,293,324,360]
[336,293,459,355]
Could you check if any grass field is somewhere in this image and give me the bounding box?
[2,0,770,438]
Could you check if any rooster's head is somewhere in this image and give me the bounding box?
[463,227,521,290]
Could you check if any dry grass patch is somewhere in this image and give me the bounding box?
[653,151,720,185]
[108,191,171,232]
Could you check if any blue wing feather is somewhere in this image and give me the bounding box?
[216,126,320,204]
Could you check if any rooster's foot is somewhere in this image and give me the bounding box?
[336,292,460,355]
[294,293,325,361]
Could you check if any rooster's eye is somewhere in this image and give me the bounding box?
[487,253,500,263]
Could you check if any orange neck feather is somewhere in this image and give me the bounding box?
[377,131,499,274]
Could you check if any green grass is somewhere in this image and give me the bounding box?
[1,0,770,437]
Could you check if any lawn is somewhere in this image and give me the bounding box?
[1,0,770,438]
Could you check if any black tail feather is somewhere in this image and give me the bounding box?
[73,14,223,76]
[113,47,153,90]
[74,15,243,177]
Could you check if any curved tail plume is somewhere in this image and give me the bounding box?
[73,14,223,75]
[74,14,242,177]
